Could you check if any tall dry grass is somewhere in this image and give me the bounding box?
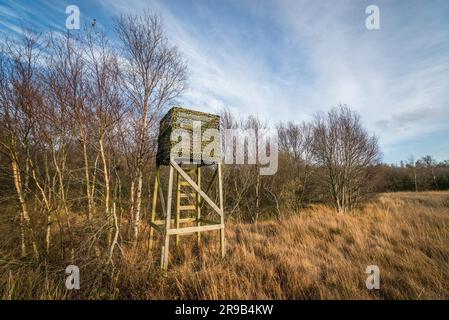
[1,191,449,299]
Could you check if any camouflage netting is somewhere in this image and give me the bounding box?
[156,106,221,165]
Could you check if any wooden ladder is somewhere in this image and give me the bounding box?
[149,161,225,269]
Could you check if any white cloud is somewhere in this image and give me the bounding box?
[100,0,449,162]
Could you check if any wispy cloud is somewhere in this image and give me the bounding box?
[1,0,449,163]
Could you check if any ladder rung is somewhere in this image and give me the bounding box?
[167,224,223,235]
[180,193,196,198]
[153,217,196,225]
[178,205,196,211]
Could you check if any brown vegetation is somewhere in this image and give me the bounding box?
[1,191,448,299]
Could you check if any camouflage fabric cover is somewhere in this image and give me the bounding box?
[156,106,221,165]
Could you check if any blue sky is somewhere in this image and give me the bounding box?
[1,0,449,164]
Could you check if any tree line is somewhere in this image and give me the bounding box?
[217,110,449,221]
[376,156,449,192]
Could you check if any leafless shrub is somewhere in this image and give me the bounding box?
[311,105,381,212]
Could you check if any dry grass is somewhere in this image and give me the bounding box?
[1,191,449,299]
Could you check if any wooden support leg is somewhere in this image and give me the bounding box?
[175,172,181,247]
[149,167,159,251]
[196,165,201,245]
[218,163,225,259]
[161,165,174,270]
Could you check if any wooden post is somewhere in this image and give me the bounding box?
[196,165,201,245]
[218,163,225,259]
[161,165,174,270]
[175,172,181,246]
[149,166,159,250]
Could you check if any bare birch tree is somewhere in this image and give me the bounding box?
[406,156,418,192]
[278,121,314,206]
[84,29,124,247]
[0,32,41,258]
[421,155,439,190]
[114,12,187,241]
[312,105,381,212]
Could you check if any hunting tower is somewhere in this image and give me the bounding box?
[150,107,225,269]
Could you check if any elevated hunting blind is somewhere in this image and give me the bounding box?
[150,106,225,269]
[156,107,221,165]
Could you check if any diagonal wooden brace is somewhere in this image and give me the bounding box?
[170,160,223,217]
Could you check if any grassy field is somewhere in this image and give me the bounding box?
[1,191,449,299]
